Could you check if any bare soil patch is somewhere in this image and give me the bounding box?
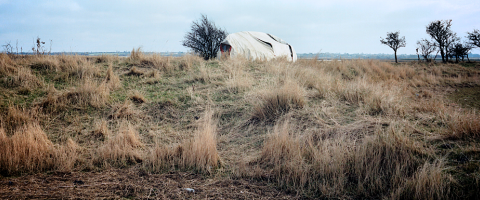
[0,169,299,199]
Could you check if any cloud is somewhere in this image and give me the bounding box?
[0,0,479,53]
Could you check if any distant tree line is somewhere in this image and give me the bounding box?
[381,20,480,63]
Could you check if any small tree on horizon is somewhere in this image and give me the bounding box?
[467,29,480,49]
[380,31,406,63]
[449,41,473,62]
[417,39,437,62]
[182,15,228,60]
[426,19,459,63]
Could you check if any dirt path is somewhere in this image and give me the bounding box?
[0,169,300,199]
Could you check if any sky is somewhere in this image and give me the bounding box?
[1,0,479,54]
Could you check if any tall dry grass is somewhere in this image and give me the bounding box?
[179,53,202,71]
[445,109,480,138]
[0,123,55,175]
[181,109,220,172]
[92,119,110,140]
[96,122,143,167]
[128,48,176,73]
[38,78,110,112]
[95,54,115,63]
[253,120,450,198]
[105,63,121,90]
[0,53,16,75]
[144,109,220,173]
[29,55,59,71]
[53,138,80,172]
[252,80,305,122]
[0,107,79,175]
[56,54,100,80]
[1,53,477,198]
[0,53,43,89]
[109,100,142,121]
[239,58,470,198]
[392,159,452,200]
[221,57,253,93]
[1,66,43,89]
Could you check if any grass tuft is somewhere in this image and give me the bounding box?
[109,100,142,120]
[0,123,54,175]
[105,63,121,90]
[144,109,220,173]
[130,90,146,104]
[252,80,305,122]
[96,122,143,167]
[445,109,480,138]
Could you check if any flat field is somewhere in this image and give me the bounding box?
[1,51,479,199]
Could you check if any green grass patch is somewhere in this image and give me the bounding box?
[449,85,480,110]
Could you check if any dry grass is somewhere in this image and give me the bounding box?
[179,53,202,71]
[105,63,121,90]
[129,47,144,62]
[0,106,80,175]
[29,55,59,71]
[54,138,80,172]
[181,109,220,172]
[0,54,43,89]
[221,57,253,93]
[144,109,220,173]
[96,122,143,167]
[252,120,446,198]
[2,53,479,199]
[0,53,16,75]
[56,54,100,80]
[92,119,110,140]
[354,124,423,197]
[1,66,43,89]
[129,48,175,73]
[195,63,212,83]
[0,123,55,175]
[252,80,305,122]
[2,106,39,135]
[109,100,142,121]
[392,159,452,200]
[445,109,480,138]
[95,54,114,63]
[38,78,110,112]
[126,66,144,76]
[129,90,146,104]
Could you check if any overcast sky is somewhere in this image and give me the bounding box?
[1,0,479,54]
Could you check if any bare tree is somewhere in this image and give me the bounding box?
[467,29,480,48]
[416,39,437,62]
[2,41,14,55]
[182,15,228,60]
[426,20,459,63]
[380,31,406,63]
